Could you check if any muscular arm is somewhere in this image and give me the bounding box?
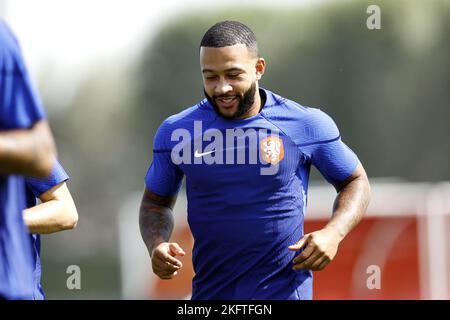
[139,188,178,257]
[290,162,371,271]
[23,182,78,234]
[139,188,185,279]
[0,120,56,178]
[326,161,371,238]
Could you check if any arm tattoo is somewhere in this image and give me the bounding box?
[139,193,175,257]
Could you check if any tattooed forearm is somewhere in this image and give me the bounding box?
[139,191,177,257]
[326,164,371,238]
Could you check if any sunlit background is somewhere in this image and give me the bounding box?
[1,0,449,299]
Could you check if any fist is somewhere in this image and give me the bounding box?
[288,226,343,271]
[151,242,186,280]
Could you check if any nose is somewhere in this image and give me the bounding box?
[214,78,233,96]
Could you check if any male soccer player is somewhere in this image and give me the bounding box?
[139,21,371,299]
[23,160,78,299]
[1,19,57,299]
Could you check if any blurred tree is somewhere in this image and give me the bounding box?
[132,0,450,182]
[39,0,450,298]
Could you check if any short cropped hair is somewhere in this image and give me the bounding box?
[200,21,259,57]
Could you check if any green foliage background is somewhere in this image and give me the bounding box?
[41,0,450,298]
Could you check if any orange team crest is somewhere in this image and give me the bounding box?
[260,136,284,165]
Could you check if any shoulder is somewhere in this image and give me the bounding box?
[165,100,212,125]
[0,20,23,71]
[262,89,314,122]
[262,89,340,145]
[296,107,340,143]
[154,100,215,145]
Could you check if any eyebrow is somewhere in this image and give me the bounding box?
[202,67,246,74]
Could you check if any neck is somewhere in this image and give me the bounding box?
[238,86,264,119]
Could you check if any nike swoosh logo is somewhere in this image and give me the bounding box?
[194,149,215,157]
[194,147,246,158]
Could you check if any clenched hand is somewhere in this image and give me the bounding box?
[151,242,186,280]
[288,226,343,271]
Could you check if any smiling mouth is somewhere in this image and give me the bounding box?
[216,96,238,108]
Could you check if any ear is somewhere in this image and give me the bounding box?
[255,58,266,80]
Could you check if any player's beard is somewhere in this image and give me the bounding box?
[204,82,257,120]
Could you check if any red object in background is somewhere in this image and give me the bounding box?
[151,226,195,299]
[123,182,450,300]
[306,216,421,299]
[151,216,422,300]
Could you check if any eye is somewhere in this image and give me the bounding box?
[205,75,217,80]
[227,73,240,79]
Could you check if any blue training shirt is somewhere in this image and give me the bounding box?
[145,88,358,300]
[0,19,47,299]
[25,161,69,300]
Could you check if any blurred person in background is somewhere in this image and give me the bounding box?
[0,19,57,299]
[0,20,56,299]
[23,160,78,300]
[140,20,371,300]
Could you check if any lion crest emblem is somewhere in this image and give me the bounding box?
[260,136,284,165]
